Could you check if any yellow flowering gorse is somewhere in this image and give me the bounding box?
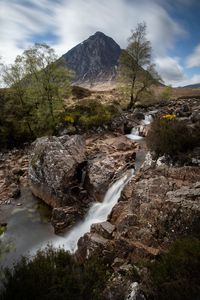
[161,114,176,121]
[64,115,74,124]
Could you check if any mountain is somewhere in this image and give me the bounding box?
[62,32,121,87]
[182,83,200,89]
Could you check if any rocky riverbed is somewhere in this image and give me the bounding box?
[0,96,200,298]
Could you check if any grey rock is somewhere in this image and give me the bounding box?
[29,135,86,208]
[51,206,82,233]
[91,221,115,239]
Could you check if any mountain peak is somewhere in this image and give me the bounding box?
[94,31,105,35]
[62,32,121,86]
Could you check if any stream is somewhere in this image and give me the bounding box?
[0,112,154,268]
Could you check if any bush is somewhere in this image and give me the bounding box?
[146,115,198,160]
[0,246,110,300]
[147,239,200,300]
[160,85,173,101]
[64,99,118,129]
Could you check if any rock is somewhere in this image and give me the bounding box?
[86,135,136,201]
[12,167,24,176]
[126,282,146,300]
[51,206,82,233]
[17,203,22,206]
[77,232,109,262]
[191,111,200,123]
[91,221,115,239]
[9,183,20,198]
[111,257,125,270]
[29,135,86,208]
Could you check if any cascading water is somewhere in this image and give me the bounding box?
[52,169,134,252]
[126,112,155,141]
[142,114,153,125]
[126,127,143,140]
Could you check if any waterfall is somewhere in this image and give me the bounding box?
[52,169,134,252]
[142,114,153,125]
[126,112,155,141]
[62,169,134,252]
[126,127,143,140]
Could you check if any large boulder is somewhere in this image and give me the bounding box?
[29,135,86,208]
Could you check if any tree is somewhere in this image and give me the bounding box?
[160,85,173,101]
[1,43,72,142]
[118,22,160,109]
[2,55,35,136]
[22,44,72,129]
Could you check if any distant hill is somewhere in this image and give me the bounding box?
[62,32,121,87]
[182,83,200,89]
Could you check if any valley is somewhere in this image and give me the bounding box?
[0,24,200,300]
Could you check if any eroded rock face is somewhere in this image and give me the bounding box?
[29,135,86,208]
[85,135,137,201]
[51,206,82,233]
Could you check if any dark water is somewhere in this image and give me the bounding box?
[0,188,58,268]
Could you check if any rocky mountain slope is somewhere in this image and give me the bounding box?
[62,32,121,87]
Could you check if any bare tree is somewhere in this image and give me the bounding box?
[118,22,160,109]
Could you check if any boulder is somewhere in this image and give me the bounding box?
[51,206,82,233]
[29,135,86,208]
[85,135,136,201]
[91,221,115,239]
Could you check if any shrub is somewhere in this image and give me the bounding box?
[0,246,110,300]
[146,116,198,160]
[147,239,200,300]
[64,99,118,129]
[64,115,75,124]
[160,85,173,101]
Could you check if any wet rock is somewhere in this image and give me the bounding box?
[51,206,82,233]
[91,221,115,239]
[9,183,20,198]
[77,232,109,262]
[126,282,146,300]
[86,135,136,201]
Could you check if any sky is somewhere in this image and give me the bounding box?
[1,0,200,87]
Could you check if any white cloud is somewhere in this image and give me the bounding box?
[1,0,192,86]
[155,56,185,85]
[175,73,200,87]
[186,44,200,68]
[0,0,185,63]
[0,0,57,64]
[52,0,185,57]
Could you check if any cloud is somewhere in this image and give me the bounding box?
[52,0,185,57]
[186,44,200,68]
[1,0,192,86]
[155,56,185,85]
[0,0,58,63]
[0,0,185,64]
